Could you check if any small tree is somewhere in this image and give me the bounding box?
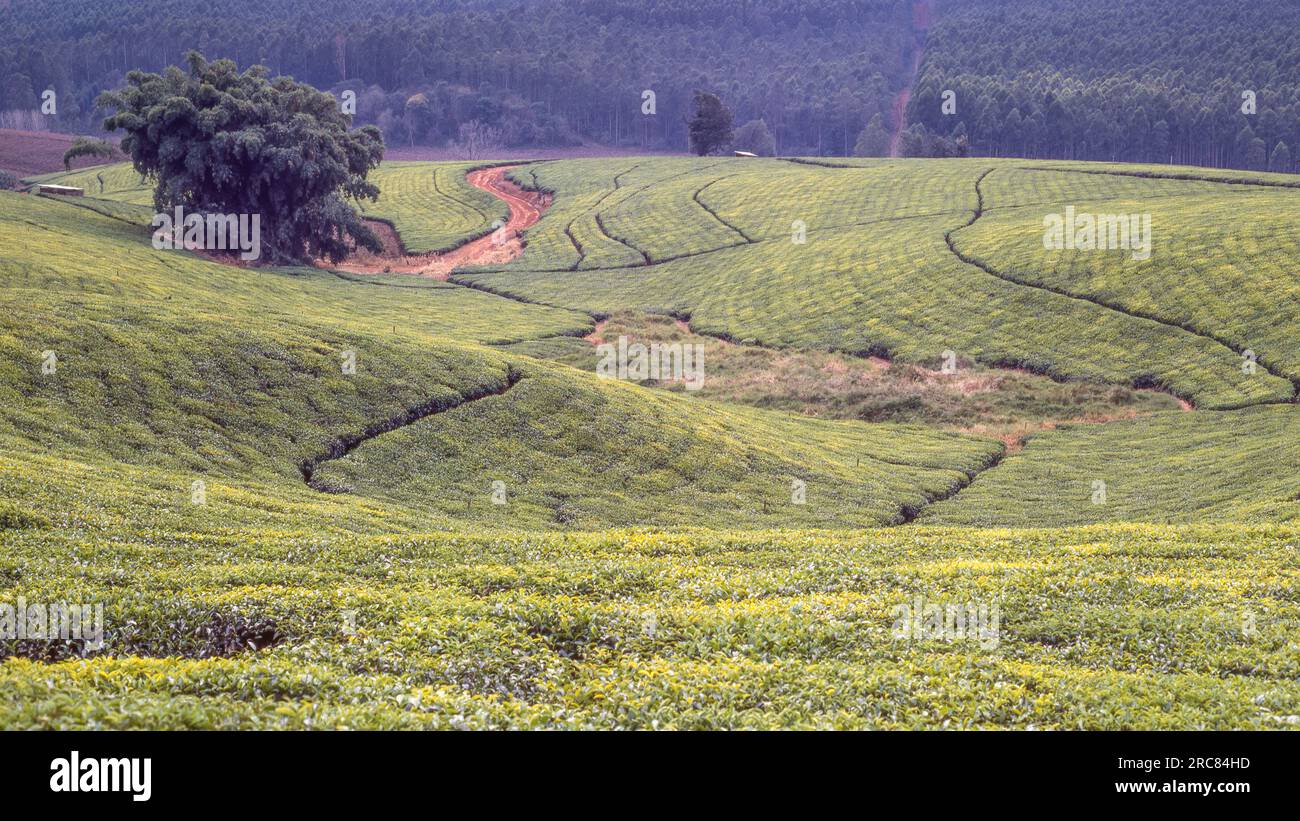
[687,91,733,156]
[853,113,891,157]
[61,137,116,171]
[451,120,503,160]
[403,93,431,147]
[99,52,384,264]
[733,119,776,156]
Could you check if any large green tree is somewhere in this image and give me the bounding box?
[687,91,734,156]
[99,52,384,264]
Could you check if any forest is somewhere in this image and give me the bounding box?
[0,0,914,156]
[906,0,1300,170]
[1,0,1297,170]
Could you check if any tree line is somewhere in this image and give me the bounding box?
[0,0,913,156]
[900,0,1300,172]
[4,0,1296,170]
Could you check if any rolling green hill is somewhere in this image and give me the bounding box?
[4,155,1298,730]
[0,186,1001,531]
[459,157,1297,410]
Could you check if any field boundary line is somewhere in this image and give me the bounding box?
[693,175,756,243]
[562,162,643,269]
[594,212,651,264]
[1020,165,1300,190]
[474,207,968,276]
[299,365,524,493]
[945,167,1300,406]
[981,186,1275,215]
[900,446,1007,524]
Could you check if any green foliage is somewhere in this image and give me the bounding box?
[25,163,153,204]
[958,167,1300,395]
[1269,142,1291,174]
[733,119,776,157]
[924,406,1300,526]
[914,0,1300,170]
[360,162,508,254]
[34,159,510,256]
[5,154,1299,730]
[60,137,115,171]
[0,501,48,530]
[0,185,997,531]
[515,310,1184,440]
[0,1,910,155]
[688,91,735,157]
[309,361,1002,530]
[2,524,1298,729]
[853,113,891,158]
[98,51,385,264]
[464,157,1295,409]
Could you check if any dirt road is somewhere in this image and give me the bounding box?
[329,165,549,279]
[888,45,924,157]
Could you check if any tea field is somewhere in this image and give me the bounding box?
[462,157,1297,410]
[2,521,1297,729]
[3,155,1298,729]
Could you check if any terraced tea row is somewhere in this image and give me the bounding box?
[926,405,1300,526]
[358,161,509,254]
[0,189,1003,530]
[2,523,1296,729]
[958,171,1300,394]
[462,157,1298,410]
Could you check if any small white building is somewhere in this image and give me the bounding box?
[37,184,84,197]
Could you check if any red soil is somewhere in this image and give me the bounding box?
[888,46,923,158]
[584,320,610,346]
[0,128,123,177]
[328,165,549,279]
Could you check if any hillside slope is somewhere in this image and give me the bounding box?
[461,157,1298,410]
[24,157,1300,528]
[3,155,1299,731]
[0,186,1001,531]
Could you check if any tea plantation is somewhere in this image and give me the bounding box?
[3,156,1297,729]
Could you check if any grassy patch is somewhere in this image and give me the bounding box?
[510,310,1184,444]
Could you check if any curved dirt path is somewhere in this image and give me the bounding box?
[330,165,549,279]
